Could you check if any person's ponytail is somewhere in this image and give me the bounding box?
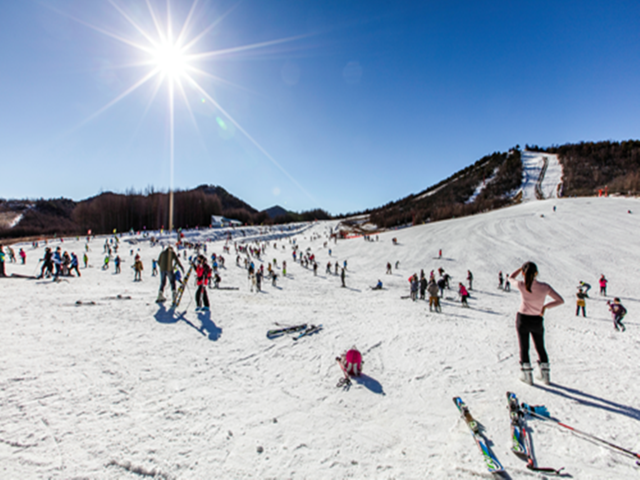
[522,261,538,293]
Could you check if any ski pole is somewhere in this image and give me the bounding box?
[523,405,640,463]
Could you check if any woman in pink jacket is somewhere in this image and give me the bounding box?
[510,262,564,385]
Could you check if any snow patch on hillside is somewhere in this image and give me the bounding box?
[520,151,563,201]
[466,167,499,204]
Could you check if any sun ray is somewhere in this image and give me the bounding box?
[44,4,153,54]
[175,0,201,48]
[77,68,160,129]
[180,1,242,52]
[186,65,262,97]
[184,75,318,204]
[145,0,167,43]
[189,34,311,62]
[109,0,160,50]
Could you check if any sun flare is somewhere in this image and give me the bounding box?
[153,41,188,79]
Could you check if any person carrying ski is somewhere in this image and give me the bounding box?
[599,274,608,296]
[427,278,440,312]
[607,298,627,332]
[458,283,470,307]
[157,246,184,303]
[576,288,588,317]
[510,262,564,385]
[195,255,211,311]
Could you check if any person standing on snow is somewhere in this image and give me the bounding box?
[419,273,427,300]
[341,267,346,287]
[458,283,470,307]
[599,274,608,296]
[608,298,627,332]
[576,288,588,317]
[157,246,184,302]
[69,253,81,277]
[510,262,564,386]
[467,270,473,290]
[195,255,211,311]
[0,245,5,277]
[427,278,440,312]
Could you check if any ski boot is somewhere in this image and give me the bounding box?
[156,292,166,303]
[520,363,534,385]
[538,363,550,385]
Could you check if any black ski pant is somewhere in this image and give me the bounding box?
[516,313,548,365]
[196,285,210,308]
[576,305,586,317]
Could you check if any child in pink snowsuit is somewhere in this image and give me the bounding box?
[459,283,470,307]
[342,349,362,376]
[599,275,608,296]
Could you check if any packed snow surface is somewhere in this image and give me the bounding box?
[2,197,640,479]
[520,151,563,201]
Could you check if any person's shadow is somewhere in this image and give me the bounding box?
[197,310,222,341]
[353,374,385,395]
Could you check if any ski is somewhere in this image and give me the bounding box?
[336,357,352,388]
[267,324,308,339]
[171,262,195,310]
[453,396,504,474]
[508,392,564,474]
[293,324,323,341]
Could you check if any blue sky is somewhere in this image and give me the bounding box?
[1,0,639,215]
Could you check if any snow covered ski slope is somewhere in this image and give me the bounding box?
[520,150,563,201]
[1,197,640,479]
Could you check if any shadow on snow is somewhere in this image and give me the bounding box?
[154,305,222,341]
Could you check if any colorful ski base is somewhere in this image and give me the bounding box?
[453,397,505,474]
[293,324,323,341]
[171,262,194,310]
[267,324,308,339]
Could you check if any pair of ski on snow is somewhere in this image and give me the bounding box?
[267,323,323,340]
[453,393,564,476]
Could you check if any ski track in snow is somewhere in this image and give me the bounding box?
[520,151,563,201]
[2,197,640,479]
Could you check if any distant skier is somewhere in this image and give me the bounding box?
[69,253,81,277]
[19,248,26,265]
[409,274,419,301]
[576,288,588,317]
[599,274,608,296]
[608,298,627,332]
[341,267,346,287]
[0,245,5,277]
[498,271,504,289]
[152,259,158,276]
[419,274,427,300]
[386,262,392,274]
[467,270,473,290]
[458,283,470,307]
[504,276,511,292]
[133,257,143,281]
[427,278,440,312]
[114,255,121,274]
[510,261,564,385]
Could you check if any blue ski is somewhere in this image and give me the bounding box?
[293,324,323,341]
[453,396,504,474]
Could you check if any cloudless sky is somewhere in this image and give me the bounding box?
[1,0,639,215]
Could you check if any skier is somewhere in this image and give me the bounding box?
[338,347,363,377]
[427,278,440,312]
[340,267,346,287]
[409,274,419,301]
[510,262,564,385]
[38,247,53,278]
[467,270,473,290]
[437,276,446,297]
[69,253,81,277]
[599,274,608,296]
[83,252,88,269]
[458,283,470,307]
[419,274,427,300]
[386,262,392,274]
[498,271,504,289]
[133,257,143,281]
[19,248,26,265]
[195,255,211,311]
[114,255,121,274]
[504,276,511,292]
[0,245,5,277]
[608,298,627,332]
[576,288,588,317]
[151,259,158,276]
[157,246,184,303]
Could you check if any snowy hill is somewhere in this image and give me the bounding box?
[2,197,640,479]
[520,151,563,201]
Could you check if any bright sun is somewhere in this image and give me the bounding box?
[153,41,188,79]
